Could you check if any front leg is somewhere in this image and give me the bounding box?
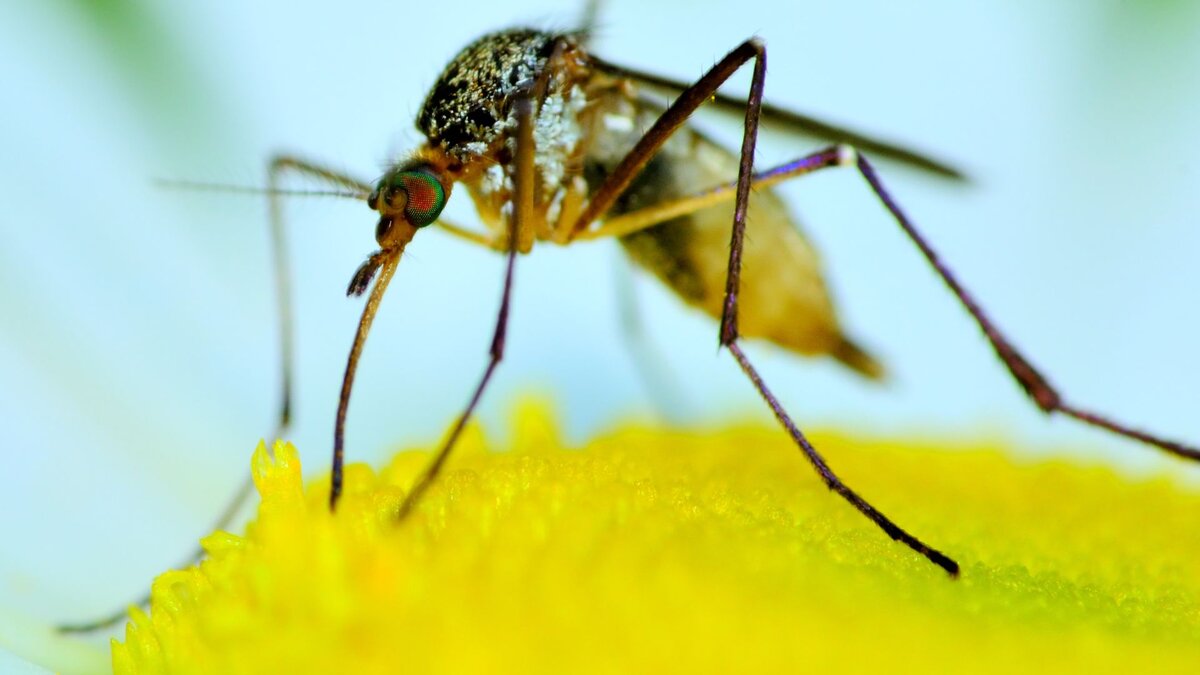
[395,90,538,520]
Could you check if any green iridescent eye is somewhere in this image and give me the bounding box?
[392,171,446,227]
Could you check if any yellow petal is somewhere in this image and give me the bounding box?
[112,404,1200,674]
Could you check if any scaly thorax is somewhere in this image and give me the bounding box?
[413,29,604,248]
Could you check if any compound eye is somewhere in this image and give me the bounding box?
[392,170,446,227]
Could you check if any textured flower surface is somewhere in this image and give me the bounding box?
[112,403,1200,674]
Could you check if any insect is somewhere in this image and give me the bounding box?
[63,6,1197,632]
[277,25,1200,569]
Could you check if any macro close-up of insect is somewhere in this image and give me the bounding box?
[261,8,1200,553]
[241,19,1200,579]
[2,1,1199,670]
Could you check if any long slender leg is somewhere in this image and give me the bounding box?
[576,150,846,241]
[434,219,502,250]
[570,37,960,573]
[212,157,372,516]
[59,157,373,632]
[712,40,961,575]
[579,137,1198,461]
[568,40,768,239]
[55,476,260,633]
[725,343,959,574]
[848,151,1199,461]
[268,157,372,433]
[561,37,960,572]
[309,213,500,508]
[393,93,535,520]
[269,157,373,511]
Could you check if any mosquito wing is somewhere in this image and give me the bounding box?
[591,57,966,181]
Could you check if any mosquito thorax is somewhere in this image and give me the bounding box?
[417,29,591,166]
[418,30,565,159]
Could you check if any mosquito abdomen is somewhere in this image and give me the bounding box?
[588,94,883,378]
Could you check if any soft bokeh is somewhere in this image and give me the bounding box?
[1,0,1198,650]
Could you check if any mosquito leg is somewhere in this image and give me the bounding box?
[394,93,535,520]
[713,41,960,576]
[272,157,374,511]
[575,149,846,241]
[269,156,372,433]
[568,39,771,239]
[725,343,960,575]
[393,239,512,518]
[434,219,502,250]
[587,136,1198,461]
[58,157,372,633]
[268,158,374,509]
[562,36,958,572]
[338,226,503,496]
[56,474,259,634]
[848,149,1199,461]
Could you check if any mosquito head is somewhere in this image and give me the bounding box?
[367,163,451,248]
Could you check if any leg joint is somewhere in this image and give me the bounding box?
[835,143,859,167]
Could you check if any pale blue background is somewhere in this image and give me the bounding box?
[1,0,1198,643]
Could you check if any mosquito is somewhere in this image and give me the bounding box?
[63,13,1198,633]
[254,23,1200,571]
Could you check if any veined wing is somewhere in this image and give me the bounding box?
[591,56,966,181]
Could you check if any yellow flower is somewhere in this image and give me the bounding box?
[112,402,1200,673]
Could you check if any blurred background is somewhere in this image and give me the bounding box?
[1,0,1198,640]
